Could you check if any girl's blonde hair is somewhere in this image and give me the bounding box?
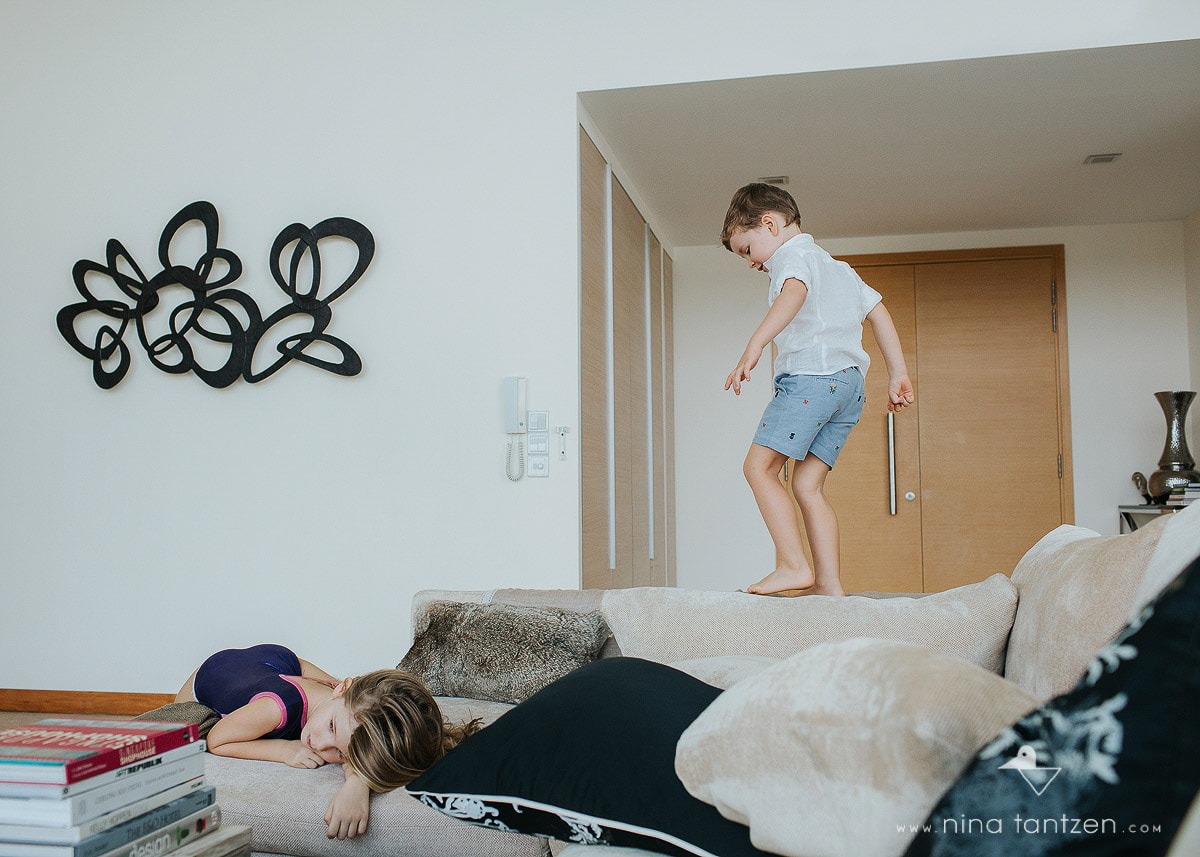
[720,182,802,250]
[342,669,480,792]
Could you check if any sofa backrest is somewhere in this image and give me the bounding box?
[411,576,1018,673]
[412,504,1199,701]
[597,576,1018,673]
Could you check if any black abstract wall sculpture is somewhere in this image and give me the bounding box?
[57,201,375,389]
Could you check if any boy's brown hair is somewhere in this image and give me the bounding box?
[342,669,481,792]
[720,183,802,250]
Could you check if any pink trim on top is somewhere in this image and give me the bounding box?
[278,675,312,728]
[249,691,288,731]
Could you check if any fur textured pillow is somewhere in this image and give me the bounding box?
[398,600,610,704]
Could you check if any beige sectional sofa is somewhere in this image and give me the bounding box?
[202,502,1200,857]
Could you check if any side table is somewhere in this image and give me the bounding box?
[1118,504,1181,533]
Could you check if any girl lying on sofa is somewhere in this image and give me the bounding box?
[175,643,480,839]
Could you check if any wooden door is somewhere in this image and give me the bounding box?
[916,256,1067,589]
[787,247,1072,593]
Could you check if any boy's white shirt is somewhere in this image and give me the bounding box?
[764,233,882,377]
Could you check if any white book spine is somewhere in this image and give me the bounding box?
[0,756,206,827]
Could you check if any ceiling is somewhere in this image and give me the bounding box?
[578,40,1200,249]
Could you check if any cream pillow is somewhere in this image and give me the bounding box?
[1006,517,1168,700]
[602,574,1017,673]
[675,638,1038,857]
[1131,500,1200,617]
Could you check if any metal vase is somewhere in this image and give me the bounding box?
[1147,390,1200,502]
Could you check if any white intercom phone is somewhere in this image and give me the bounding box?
[504,376,527,481]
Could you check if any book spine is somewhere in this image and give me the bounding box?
[59,727,198,786]
[0,755,206,827]
[0,780,209,844]
[93,806,219,857]
[0,715,199,782]
[0,744,205,800]
[162,826,249,857]
[75,791,217,857]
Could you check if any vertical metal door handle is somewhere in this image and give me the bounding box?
[888,412,897,516]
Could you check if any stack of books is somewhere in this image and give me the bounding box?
[1166,480,1200,507]
[0,718,248,857]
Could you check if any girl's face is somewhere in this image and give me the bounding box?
[301,692,358,764]
[728,214,789,272]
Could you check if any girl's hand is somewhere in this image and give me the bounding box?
[287,743,328,769]
[325,773,371,839]
[725,345,763,396]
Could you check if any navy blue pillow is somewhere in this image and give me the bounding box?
[904,555,1200,857]
[407,657,772,857]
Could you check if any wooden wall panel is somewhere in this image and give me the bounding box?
[579,127,677,591]
[579,130,611,589]
[610,177,642,588]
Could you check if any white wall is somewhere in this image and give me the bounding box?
[674,223,1194,592]
[4,1,1200,692]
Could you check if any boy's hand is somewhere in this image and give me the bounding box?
[286,742,328,769]
[725,345,764,395]
[888,374,915,411]
[325,772,371,839]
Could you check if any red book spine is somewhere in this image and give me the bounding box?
[0,720,200,784]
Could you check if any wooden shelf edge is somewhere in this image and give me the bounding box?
[0,689,174,715]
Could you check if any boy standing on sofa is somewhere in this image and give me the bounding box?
[722,183,913,597]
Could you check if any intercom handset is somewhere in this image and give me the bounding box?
[504,376,527,481]
[504,376,527,434]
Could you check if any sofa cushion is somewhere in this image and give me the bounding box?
[675,638,1038,857]
[905,554,1200,857]
[207,756,548,857]
[601,574,1017,673]
[1006,516,1168,700]
[407,658,773,857]
[398,601,610,704]
[668,655,779,689]
[206,697,542,857]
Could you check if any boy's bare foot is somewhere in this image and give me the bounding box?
[806,583,846,597]
[753,584,847,598]
[745,566,814,595]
